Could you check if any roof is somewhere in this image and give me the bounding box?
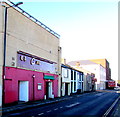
[61,64,83,73]
[4,0,60,38]
[75,67,92,74]
[67,60,97,66]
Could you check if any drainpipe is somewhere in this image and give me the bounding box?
[2,6,7,105]
[32,74,35,101]
[58,46,61,97]
[2,1,23,105]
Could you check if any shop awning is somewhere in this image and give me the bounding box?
[44,75,54,80]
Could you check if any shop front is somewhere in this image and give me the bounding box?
[3,52,58,104]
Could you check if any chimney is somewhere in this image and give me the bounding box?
[61,58,66,64]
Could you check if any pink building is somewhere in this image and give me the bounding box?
[4,52,59,104]
[0,1,61,105]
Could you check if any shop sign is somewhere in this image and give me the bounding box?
[17,53,56,73]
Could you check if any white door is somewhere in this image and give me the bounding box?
[19,81,29,102]
[48,82,52,98]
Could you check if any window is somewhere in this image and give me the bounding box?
[74,82,76,91]
[38,83,42,90]
[74,71,76,80]
[64,69,69,78]
[71,70,73,80]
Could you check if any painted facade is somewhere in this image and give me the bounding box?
[90,59,111,80]
[61,63,84,96]
[61,64,71,96]
[68,60,106,90]
[72,64,95,92]
[5,66,58,104]
[80,64,106,90]
[71,69,84,94]
[80,69,94,92]
[0,2,61,105]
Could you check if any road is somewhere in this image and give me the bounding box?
[3,91,119,117]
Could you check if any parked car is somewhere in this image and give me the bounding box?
[114,87,120,91]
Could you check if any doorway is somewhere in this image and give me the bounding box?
[46,82,52,99]
[19,81,29,102]
[65,83,69,95]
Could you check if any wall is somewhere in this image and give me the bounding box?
[80,64,100,82]
[83,73,92,92]
[1,2,61,104]
[90,59,106,68]
[80,64,106,90]
[4,67,58,104]
[90,59,111,81]
[61,67,71,96]
[4,4,60,70]
[62,67,71,83]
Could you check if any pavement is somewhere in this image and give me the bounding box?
[0,90,120,117]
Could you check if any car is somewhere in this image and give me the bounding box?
[114,87,120,91]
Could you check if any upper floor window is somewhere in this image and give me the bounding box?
[64,69,69,78]
[74,71,76,80]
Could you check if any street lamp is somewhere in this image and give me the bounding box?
[2,1,23,104]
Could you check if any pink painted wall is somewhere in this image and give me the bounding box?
[53,75,58,97]
[4,67,58,104]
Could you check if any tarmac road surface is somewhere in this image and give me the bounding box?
[3,91,119,117]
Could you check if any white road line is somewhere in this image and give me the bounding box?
[38,113,44,116]
[47,110,52,113]
[103,96,120,117]
[95,93,103,96]
[54,108,58,110]
[9,113,20,116]
[66,102,80,108]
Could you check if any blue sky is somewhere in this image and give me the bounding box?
[12,0,118,81]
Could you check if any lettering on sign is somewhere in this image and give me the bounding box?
[30,58,40,65]
[35,61,40,65]
[18,53,55,73]
[30,58,35,65]
[20,55,26,61]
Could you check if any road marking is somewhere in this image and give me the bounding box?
[47,110,52,113]
[66,102,80,108]
[60,107,63,109]
[54,108,58,110]
[103,96,120,117]
[95,93,103,96]
[38,113,44,116]
[10,113,20,116]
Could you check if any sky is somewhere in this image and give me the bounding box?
[8,0,118,82]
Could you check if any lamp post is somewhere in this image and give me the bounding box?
[2,1,23,104]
